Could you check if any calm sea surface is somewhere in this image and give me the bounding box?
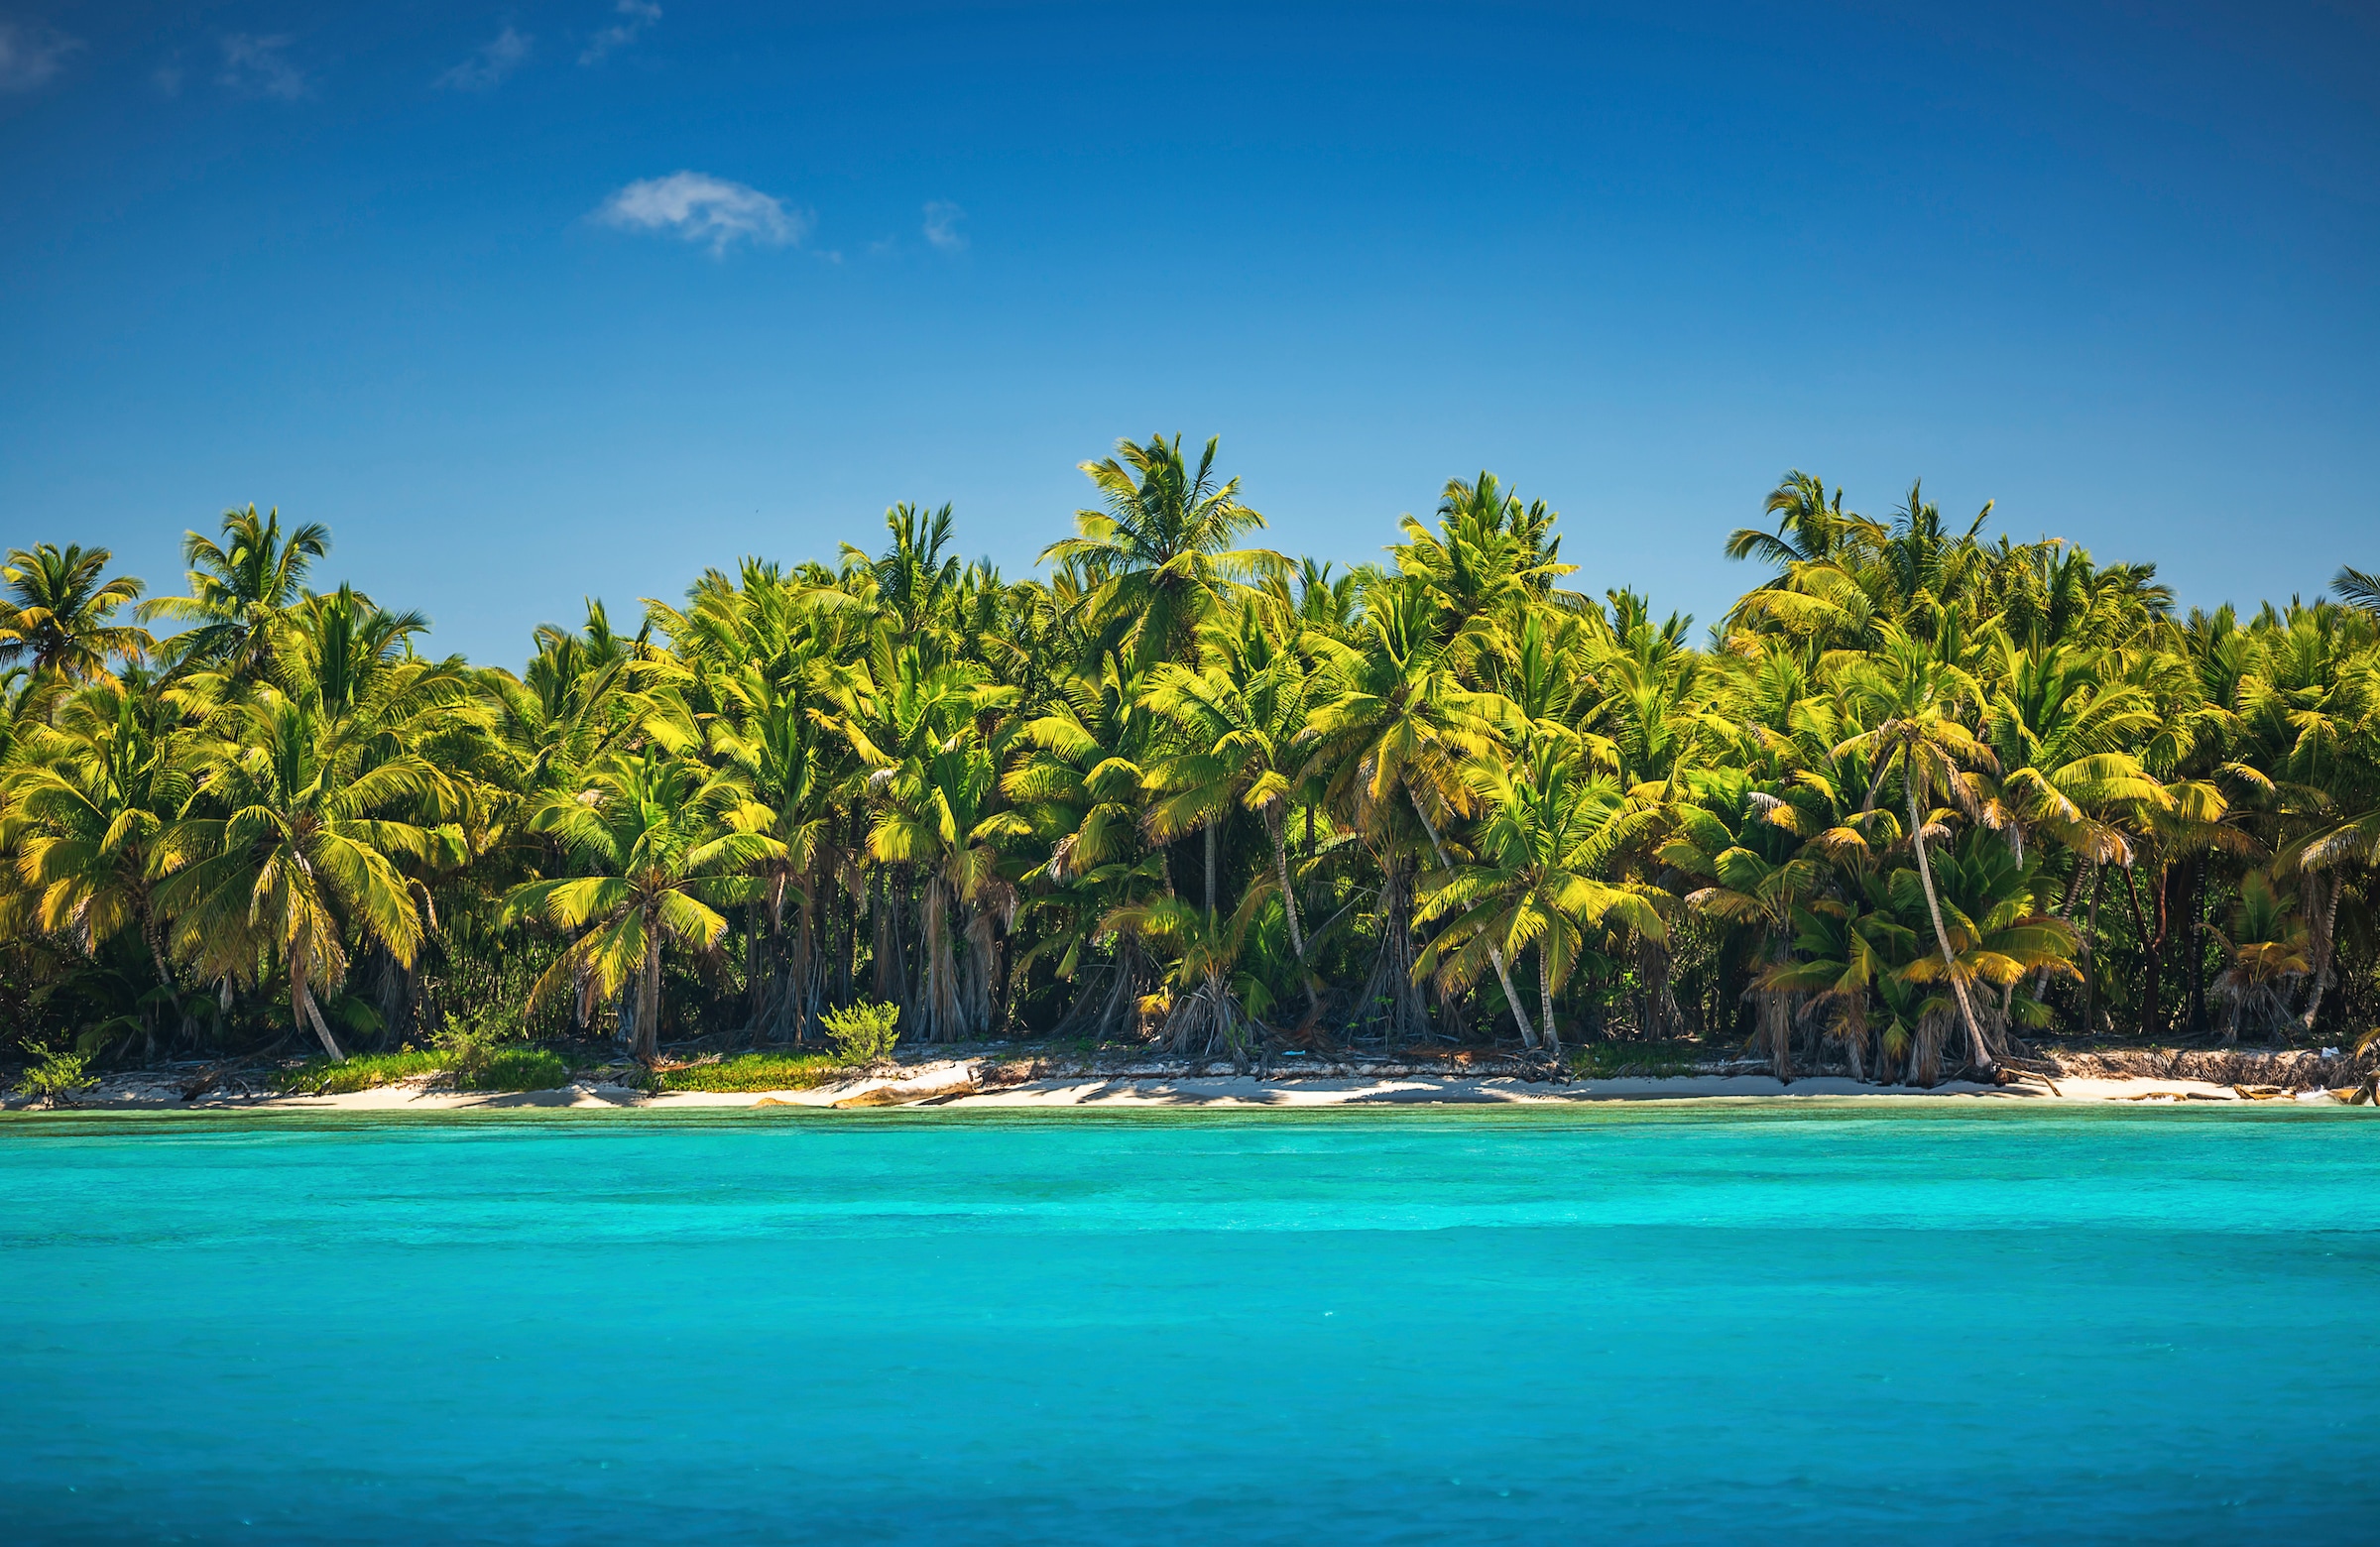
[4,1104,2378,1544]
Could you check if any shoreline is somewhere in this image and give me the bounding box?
[7,1056,2369,1115]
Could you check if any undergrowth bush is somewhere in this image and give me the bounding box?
[13,1042,97,1107]
[646,1051,847,1093]
[273,1048,445,1095]
[274,1024,570,1096]
[453,1047,570,1092]
[1566,1042,1699,1080]
[822,1002,900,1065]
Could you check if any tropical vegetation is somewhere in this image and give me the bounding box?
[6,449,2378,1085]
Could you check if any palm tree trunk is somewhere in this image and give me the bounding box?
[140,900,183,1056]
[1909,781,1992,1073]
[1407,788,1539,1050]
[2082,862,2105,1032]
[1204,822,1217,922]
[1539,942,1560,1057]
[635,916,662,1064]
[1267,810,1306,958]
[294,953,344,1061]
[2302,870,2344,1031]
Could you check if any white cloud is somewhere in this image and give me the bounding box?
[153,60,183,97]
[0,21,81,93]
[922,200,968,252]
[581,0,660,65]
[219,34,307,100]
[595,172,807,255]
[436,25,531,92]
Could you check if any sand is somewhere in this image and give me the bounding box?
[10,1058,2337,1115]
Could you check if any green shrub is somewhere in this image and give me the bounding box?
[13,1042,97,1107]
[822,1002,900,1065]
[432,1009,565,1091]
[274,1048,447,1095]
[453,1047,570,1092]
[646,1050,848,1093]
[1566,1042,1698,1080]
[272,1028,568,1097]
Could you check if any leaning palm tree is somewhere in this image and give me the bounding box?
[1039,434,1283,672]
[138,504,330,676]
[1833,624,2003,1074]
[157,687,442,1061]
[507,748,783,1064]
[0,543,153,685]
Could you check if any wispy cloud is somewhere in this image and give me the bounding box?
[153,60,183,97]
[581,0,659,65]
[436,25,531,92]
[219,34,307,100]
[0,21,81,93]
[594,172,807,255]
[922,200,968,252]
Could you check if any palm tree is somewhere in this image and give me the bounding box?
[2331,565,2380,616]
[507,748,783,1064]
[1141,607,1319,957]
[1415,740,1664,1054]
[139,505,330,676]
[3,672,191,1051]
[2208,869,2309,1042]
[157,687,443,1061]
[1833,625,2002,1074]
[1039,434,1283,672]
[1887,833,2080,1077]
[1660,783,1832,1078]
[0,544,152,684]
[1303,577,1531,1044]
[1102,881,1283,1067]
[868,729,1010,1042]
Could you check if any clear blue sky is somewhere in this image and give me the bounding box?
[3,1,2375,665]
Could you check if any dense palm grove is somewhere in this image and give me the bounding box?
[6,437,2379,1082]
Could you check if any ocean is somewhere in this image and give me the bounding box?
[5,1104,2377,1543]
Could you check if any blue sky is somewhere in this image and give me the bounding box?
[3,1,2376,665]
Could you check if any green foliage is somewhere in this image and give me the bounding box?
[646,1050,847,1092]
[274,1048,446,1096]
[1565,1042,1698,1080]
[452,1047,570,1093]
[6,455,2380,1089]
[12,1041,96,1105]
[821,1002,901,1065]
[433,1008,569,1092]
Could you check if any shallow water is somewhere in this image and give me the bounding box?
[5,1104,2379,1544]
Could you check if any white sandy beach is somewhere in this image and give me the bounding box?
[14,1058,2359,1115]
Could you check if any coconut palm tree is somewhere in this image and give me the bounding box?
[1832,624,2002,1073]
[1039,434,1283,672]
[507,748,783,1064]
[1101,880,1283,1067]
[139,505,330,677]
[0,544,152,685]
[3,671,191,1051]
[1140,606,1319,956]
[1414,739,1665,1054]
[157,687,443,1061]
[1303,576,1525,1043]
[2208,869,2309,1042]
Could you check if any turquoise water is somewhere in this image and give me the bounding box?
[5,1106,2379,1544]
